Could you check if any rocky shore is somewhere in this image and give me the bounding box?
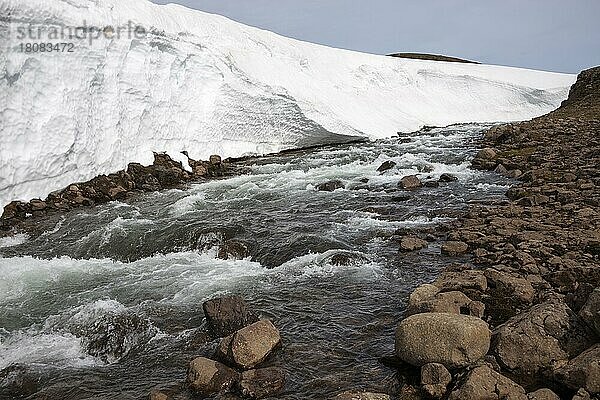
[386,67,600,399]
[0,152,246,234]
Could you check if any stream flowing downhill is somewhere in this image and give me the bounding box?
[0,125,512,400]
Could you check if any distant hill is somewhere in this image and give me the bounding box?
[388,53,480,64]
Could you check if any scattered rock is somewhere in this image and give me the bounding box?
[579,288,600,336]
[399,236,428,252]
[210,154,222,165]
[409,284,440,305]
[421,362,451,399]
[203,296,259,338]
[317,180,345,192]
[572,389,592,400]
[527,388,560,400]
[493,300,596,380]
[217,320,281,369]
[440,241,469,256]
[239,367,286,399]
[377,160,397,173]
[187,357,239,395]
[555,344,600,394]
[439,174,459,183]
[398,175,423,190]
[449,366,526,400]
[433,268,487,299]
[407,290,484,318]
[484,268,535,304]
[149,389,169,400]
[395,312,490,369]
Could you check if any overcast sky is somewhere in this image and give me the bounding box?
[151,0,600,73]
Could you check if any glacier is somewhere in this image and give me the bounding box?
[0,0,576,207]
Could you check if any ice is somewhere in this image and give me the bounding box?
[0,0,576,206]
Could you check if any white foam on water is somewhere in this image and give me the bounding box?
[0,330,98,370]
[0,233,29,248]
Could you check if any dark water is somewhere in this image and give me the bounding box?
[0,124,511,399]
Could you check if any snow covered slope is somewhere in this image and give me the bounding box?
[0,0,575,206]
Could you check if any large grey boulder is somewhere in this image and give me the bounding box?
[395,313,490,369]
[493,300,596,379]
[217,320,281,369]
[187,357,239,395]
[555,344,600,394]
[449,366,526,400]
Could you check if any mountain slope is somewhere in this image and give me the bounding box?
[0,0,575,206]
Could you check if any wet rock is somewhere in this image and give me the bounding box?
[29,199,47,211]
[217,320,281,369]
[421,363,451,399]
[210,155,222,165]
[317,180,345,192]
[527,389,560,400]
[472,148,498,169]
[493,300,597,380]
[407,290,484,318]
[449,366,527,400]
[423,180,440,188]
[239,367,286,399]
[398,175,422,190]
[108,185,127,200]
[399,236,428,252]
[203,296,259,338]
[555,344,600,394]
[579,288,600,336]
[438,174,459,183]
[440,241,468,256]
[187,357,239,395]
[395,312,490,369]
[335,392,391,400]
[377,160,397,173]
[217,240,251,260]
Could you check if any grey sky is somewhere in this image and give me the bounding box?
[151,0,600,73]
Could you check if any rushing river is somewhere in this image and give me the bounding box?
[0,125,511,400]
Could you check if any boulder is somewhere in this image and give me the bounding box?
[439,174,459,183]
[484,269,535,303]
[555,344,600,394]
[187,357,239,395]
[210,155,222,165]
[421,363,451,399]
[335,392,391,400]
[449,366,526,400]
[527,389,560,400]
[493,300,597,379]
[203,296,259,337]
[433,269,488,297]
[239,367,285,399]
[395,313,491,369]
[572,389,592,400]
[579,288,600,336]
[317,180,345,192]
[217,320,281,369]
[477,148,497,160]
[408,284,440,305]
[440,241,469,256]
[149,390,169,400]
[377,160,397,173]
[217,240,251,260]
[399,175,422,190]
[399,236,428,252]
[407,290,484,318]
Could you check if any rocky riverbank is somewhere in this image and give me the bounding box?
[388,67,600,399]
[0,153,246,234]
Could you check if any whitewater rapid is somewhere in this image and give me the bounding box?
[0,0,575,206]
